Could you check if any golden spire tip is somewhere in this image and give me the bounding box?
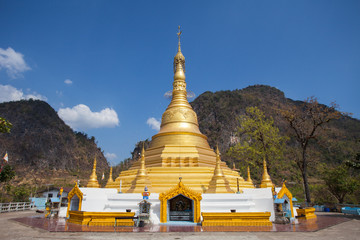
[177,26,182,51]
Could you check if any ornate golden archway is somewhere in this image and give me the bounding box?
[159,181,202,223]
[66,182,83,218]
[277,182,294,218]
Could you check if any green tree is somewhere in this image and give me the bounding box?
[0,117,12,133]
[12,185,31,202]
[346,140,360,169]
[280,97,342,205]
[228,106,288,176]
[0,164,15,183]
[322,164,358,204]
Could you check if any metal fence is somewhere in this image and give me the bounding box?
[0,202,35,213]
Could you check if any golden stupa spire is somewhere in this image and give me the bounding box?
[105,167,114,187]
[177,25,182,52]
[154,26,203,138]
[247,166,253,184]
[87,157,100,188]
[138,143,146,176]
[127,143,153,193]
[214,145,224,177]
[206,146,234,193]
[174,25,185,75]
[260,157,273,188]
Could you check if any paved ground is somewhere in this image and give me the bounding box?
[0,211,359,240]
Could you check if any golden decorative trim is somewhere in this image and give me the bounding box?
[159,181,202,223]
[152,131,208,140]
[201,212,272,226]
[66,182,83,218]
[67,211,135,226]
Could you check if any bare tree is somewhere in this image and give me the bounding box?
[280,97,343,205]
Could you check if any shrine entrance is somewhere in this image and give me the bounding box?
[159,181,202,223]
[168,194,193,221]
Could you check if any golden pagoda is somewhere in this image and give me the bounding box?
[87,157,100,188]
[260,158,274,188]
[105,167,114,187]
[247,166,253,184]
[111,27,254,193]
[205,146,234,193]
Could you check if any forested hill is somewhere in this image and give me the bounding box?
[191,85,360,153]
[0,100,108,175]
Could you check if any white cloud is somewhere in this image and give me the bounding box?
[105,153,117,161]
[0,84,47,103]
[58,104,119,130]
[64,79,72,85]
[147,117,161,131]
[0,47,31,78]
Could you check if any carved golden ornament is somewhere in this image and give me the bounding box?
[66,182,83,218]
[159,181,202,223]
[173,80,186,91]
[162,108,198,124]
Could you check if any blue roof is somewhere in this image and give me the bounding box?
[292,197,298,202]
[274,198,285,204]
[50,197,60,202]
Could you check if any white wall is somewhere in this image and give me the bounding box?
[74,187,275,223]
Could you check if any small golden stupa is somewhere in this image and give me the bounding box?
[87,157,100,188]
[260,158,274,188]
[106,167,114,186]
[247,166,253,184]
[106,27,255,193]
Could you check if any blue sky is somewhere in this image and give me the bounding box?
[1,0,359,165]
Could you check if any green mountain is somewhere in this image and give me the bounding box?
[0,100,109,187]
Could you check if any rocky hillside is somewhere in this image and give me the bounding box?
[0,100,109,181]
[191,85,359,149]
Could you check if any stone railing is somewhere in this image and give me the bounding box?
[0,202,35,213]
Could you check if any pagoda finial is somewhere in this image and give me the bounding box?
[260,157,273,188]
[173,26,185,76]
[87,157,100,188]
[177,25,182,52]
